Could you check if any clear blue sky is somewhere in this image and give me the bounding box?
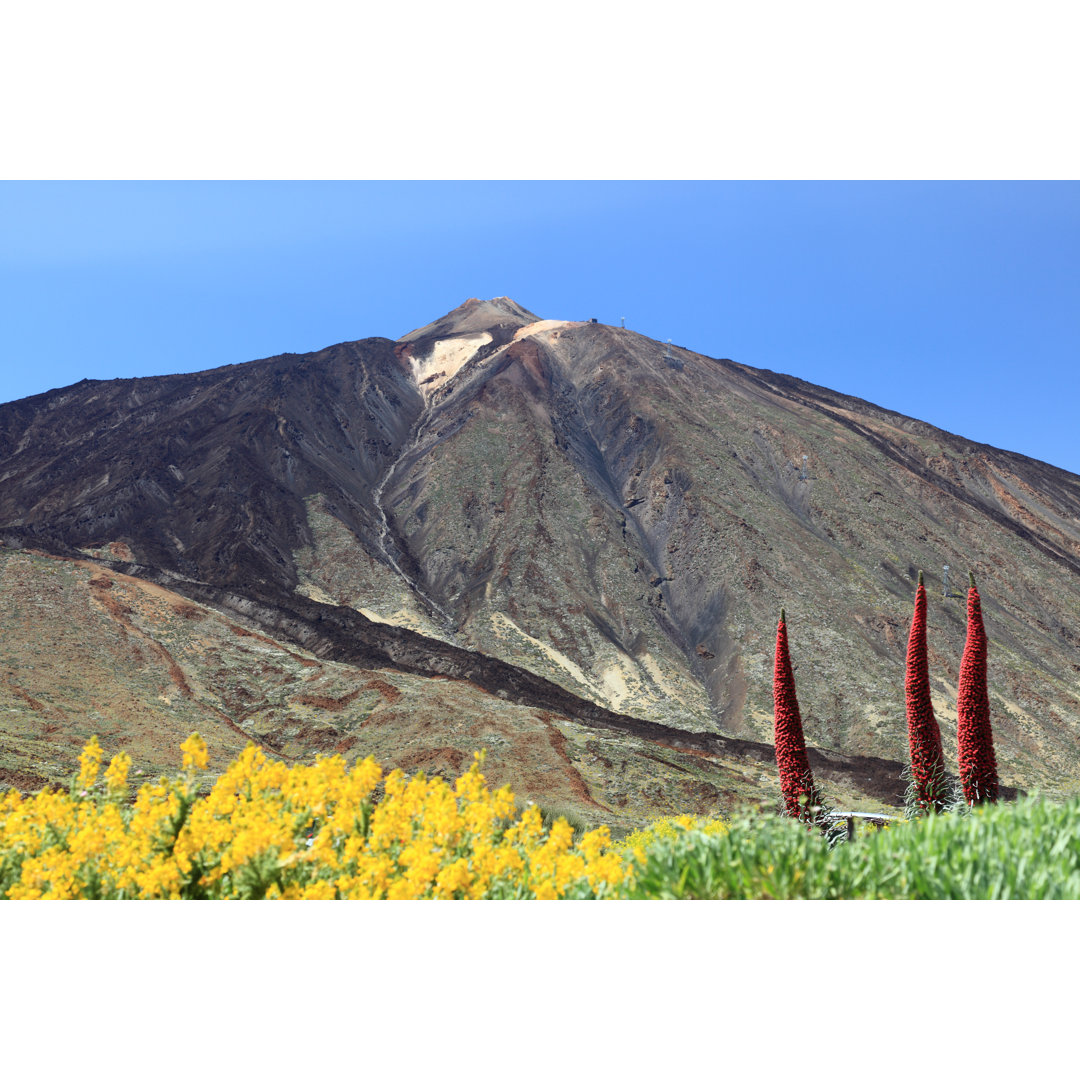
[2,181,1077,472]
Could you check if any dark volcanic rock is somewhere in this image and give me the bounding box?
[0,338,422,587]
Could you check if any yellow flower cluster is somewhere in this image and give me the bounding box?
[0,737,631,900]
[616,813,729,867]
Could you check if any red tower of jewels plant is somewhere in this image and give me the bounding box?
[773,609,821,822]
[956,572,999,805]
[905,571,949,813]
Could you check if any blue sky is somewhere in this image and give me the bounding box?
[1,181,1077,472]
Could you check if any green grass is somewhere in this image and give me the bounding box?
[624,796,1080,899]
[536,804,589,844]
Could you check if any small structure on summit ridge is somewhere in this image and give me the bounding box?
[664,339,683,372]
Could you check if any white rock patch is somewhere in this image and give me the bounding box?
[489,611,596,691]
[408,332,492,401]
[513,319,572,341]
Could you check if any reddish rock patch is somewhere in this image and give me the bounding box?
[292,689,362,711]
[361,678,402,703]
[537,712,606,810]
[397,746,467,779]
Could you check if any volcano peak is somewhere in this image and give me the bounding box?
[398,296,541,343]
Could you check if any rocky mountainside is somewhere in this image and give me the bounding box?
[2,297,1076,820]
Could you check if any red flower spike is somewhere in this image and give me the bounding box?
[956,573,999,805]
[773,610,821,822]
[905,573,949,813]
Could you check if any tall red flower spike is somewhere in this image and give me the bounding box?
[956,572,999,805]
[773,609,820,822]
[905,572,949,813]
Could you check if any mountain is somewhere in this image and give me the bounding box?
[2,296,1075,823]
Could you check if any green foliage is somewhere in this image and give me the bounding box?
[848,796,1080,899]
[624,796,1080,899]
[536,804,588,845]
[626,812,840,899]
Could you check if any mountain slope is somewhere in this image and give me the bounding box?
[2,297,1077,810]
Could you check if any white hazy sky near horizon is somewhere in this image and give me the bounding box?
[2,2,1078,1076]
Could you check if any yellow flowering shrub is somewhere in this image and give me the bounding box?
[615,813,729,868]
[0,737,630,900]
